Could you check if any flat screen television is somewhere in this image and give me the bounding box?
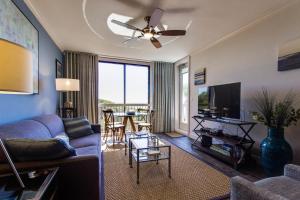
[198,82,241,119]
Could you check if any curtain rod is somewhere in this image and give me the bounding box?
[98,54,153,63]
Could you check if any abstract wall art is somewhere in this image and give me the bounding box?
[0,0,39,93]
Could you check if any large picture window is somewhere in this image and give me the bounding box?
[99,61,150,104]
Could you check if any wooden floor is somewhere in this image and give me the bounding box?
[155,133,266,181]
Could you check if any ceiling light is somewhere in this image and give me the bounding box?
[144,32,153,40]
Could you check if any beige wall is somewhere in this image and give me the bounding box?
[188,1,300,163]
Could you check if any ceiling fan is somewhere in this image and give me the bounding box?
[111,8,186,48]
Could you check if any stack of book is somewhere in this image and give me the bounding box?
[210,144,232,157]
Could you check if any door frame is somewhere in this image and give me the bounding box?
[174,56,190,135]
[179,64,189,131]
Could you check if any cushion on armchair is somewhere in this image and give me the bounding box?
[4,138,76,162]
[63,117,94,139]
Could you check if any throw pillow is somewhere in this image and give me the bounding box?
[55,133,70,143]
[63,117,94,139]
[4,138,76,162]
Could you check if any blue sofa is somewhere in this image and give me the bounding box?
[0,114,101,200]
[231,164,300,200]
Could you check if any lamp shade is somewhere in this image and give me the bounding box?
[0,39,33,94]
[56,78,80,92]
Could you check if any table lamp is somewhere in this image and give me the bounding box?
[0,39,33,94]
[55,78,80,108]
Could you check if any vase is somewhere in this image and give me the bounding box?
[260,127,293,176]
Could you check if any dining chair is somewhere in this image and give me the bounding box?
[102,109,125,145]
[137,110,154,132]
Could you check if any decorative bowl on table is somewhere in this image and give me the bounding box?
[126,111,136,115]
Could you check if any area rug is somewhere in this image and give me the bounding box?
[103,143,230,200]
[165,132,184,138]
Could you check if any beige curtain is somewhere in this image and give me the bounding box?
[64,51,99,124]
[152,61,175,133]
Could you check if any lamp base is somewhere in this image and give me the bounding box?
[63,101,73,108]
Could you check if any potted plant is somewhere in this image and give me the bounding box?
[252,88,300,176]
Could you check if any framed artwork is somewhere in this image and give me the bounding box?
[194,68,206,85]
[278,38,300,71]
[56,59,63,78]
[0,0,39,93]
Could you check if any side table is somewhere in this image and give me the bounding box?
[0,167,59,200]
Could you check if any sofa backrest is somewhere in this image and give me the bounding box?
[0,119,53,163]
[32,115,65,137]
[0,120,52,140]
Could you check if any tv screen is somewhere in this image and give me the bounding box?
[198,82,241,119]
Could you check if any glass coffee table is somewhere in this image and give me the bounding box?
[129,136,171,184]
[124,131,152,156]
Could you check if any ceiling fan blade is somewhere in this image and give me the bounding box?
[150,37,162,48]
[157,23,165,31]
[123,35,142,44]
[149,8,164,28]
[111,19,141,31]
[123,37,137,44]
[113,0,147,9]
[164,7,196,14]
[157,30,186,36]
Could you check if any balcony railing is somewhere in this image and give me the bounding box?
[99,104,150,131]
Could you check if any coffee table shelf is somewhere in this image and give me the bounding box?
[131,150,169,163]
[128,136,171,184]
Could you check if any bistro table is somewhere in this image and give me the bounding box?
[114,112,148,132]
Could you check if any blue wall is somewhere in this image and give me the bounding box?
[0,0,63,125]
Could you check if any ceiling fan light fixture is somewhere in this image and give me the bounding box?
[144,32,154,40]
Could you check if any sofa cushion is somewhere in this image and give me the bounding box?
[75,146,99,156]
[70,134,100,148]
[32,115,65,137]
[255,176,300,199]
[4,138,76,162]
[63,117,94,139]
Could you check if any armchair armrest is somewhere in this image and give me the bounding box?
[230,176,288,200]
[91,124,101,133]
[284,164,300,181]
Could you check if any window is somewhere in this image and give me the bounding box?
[99,62,149,104]
[126,65,149,104]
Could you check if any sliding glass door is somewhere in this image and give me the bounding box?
[98,61,150,128]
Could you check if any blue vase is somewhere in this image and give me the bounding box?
[260,127,293,177]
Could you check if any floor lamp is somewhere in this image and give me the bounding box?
[0,39,34,188]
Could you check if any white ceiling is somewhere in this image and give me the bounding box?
[25,0,294,62]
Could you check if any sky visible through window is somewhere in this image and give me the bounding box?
[98,62,149,104]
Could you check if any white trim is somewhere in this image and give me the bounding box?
[174,56,190,135]
[24,0,63,51]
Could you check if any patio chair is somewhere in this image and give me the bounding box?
[102,109,125,145]
[137,110,154,132]
[134,108,149,125]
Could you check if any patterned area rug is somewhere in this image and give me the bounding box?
[103,143,230,200]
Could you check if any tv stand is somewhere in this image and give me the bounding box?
[192,116,256,169]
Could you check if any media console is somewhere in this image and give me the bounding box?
[192,115,256,169]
